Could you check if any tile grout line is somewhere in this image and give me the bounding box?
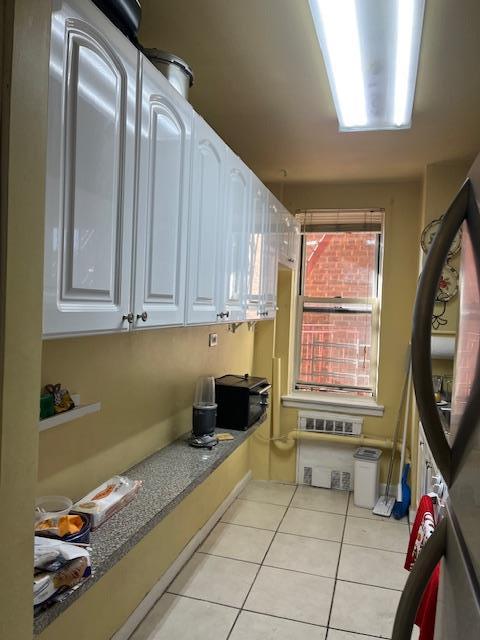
[217,519,407,555]
[170,485,406,639]
[325,491,350,634]
[328,624,388,639]
[225,483,298,639]
[234,494,408,525]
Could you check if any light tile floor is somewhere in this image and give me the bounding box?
[131,481,420,640]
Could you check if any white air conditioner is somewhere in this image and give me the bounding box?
[296,411,362,490]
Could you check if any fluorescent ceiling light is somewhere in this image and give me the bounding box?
[308,0,425,132]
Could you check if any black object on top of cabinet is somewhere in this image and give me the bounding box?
[215,374,271,431]
[92,0,141,42]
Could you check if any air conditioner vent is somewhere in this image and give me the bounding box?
[298,411,362,436]
[303,466,312,486]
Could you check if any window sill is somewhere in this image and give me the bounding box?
[281,391,384,417]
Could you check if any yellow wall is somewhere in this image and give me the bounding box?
[40,324,254,500]
[38,440,250,640]
[0,2,50,639]
[266,180,423,483]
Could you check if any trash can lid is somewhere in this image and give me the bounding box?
[353,447,382,461]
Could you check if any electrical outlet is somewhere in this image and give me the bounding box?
[208,333,218,347]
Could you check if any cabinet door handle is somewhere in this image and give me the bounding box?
[412,180,472,486]
[288,257,295,263]
[136,312,148,322]
[216,312,225,319]
[122,313,134,324]
[224,311,230,318]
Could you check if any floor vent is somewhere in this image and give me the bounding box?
[298,411,363,436]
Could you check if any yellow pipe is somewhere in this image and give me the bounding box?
[271,356,411,460]
[272,357,295,450]
[280,429,410,460]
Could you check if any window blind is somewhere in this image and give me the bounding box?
[295,209,384,233]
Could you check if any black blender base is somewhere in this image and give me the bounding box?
[188,433,218,449]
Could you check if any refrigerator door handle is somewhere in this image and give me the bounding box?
[412,180,471,486]
[392,517,447,640]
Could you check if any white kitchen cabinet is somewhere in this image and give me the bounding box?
[278,207,291,267]
[289,218,301,268]
[278,206,299,269]
[186,115,226,324]
[246,177,268,320]
[220,150,251,322]
[133,56,193,329]
[43,0,138,337]
[262,194,280,318]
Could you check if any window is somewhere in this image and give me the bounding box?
[295,210,384,397]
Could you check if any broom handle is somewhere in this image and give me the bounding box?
[397,366,412,502]
[385,351,411,500]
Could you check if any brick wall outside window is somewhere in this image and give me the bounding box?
[299,232,378,391]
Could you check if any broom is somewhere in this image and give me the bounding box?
[392,365,412,519]
[373,348,410,517]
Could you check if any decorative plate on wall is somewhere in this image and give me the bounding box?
[421,216,462,257]
[436,264,459,302]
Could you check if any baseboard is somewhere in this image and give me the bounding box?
[110,470,252,640]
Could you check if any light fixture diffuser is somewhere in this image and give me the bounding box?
[308,0,425,131]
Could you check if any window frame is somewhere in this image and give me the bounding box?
[293,214,384,398]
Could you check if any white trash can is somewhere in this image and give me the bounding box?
[353,447,382,509]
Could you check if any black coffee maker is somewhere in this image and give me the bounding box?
[189,376,218,448]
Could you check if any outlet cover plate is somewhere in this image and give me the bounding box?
[209,333,218,347]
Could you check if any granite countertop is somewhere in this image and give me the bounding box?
[34,421,263,635]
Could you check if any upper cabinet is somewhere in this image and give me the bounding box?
[133,56,193,329]
[43,0,298,338]
[262,194,280,318]
[220,150,251,322]
[278,204,299,269]
[43,0,138,337]
[186,115,226,325]
[246,177,268,320]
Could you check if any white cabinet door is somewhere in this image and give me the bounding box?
[262,194,280,318]
[43,0,137,337]
[133,56,193,329]
[278,207,291,267]
[289,218,301,268]
[220,151,251,322]
[246,177,268,320]
[186,115,225,324]
[278,206,299,270]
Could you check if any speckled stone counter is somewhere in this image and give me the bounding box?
[34,421,263,635]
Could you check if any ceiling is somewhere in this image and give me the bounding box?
[140,0,480,183]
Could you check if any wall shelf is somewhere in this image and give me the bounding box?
[39,401,101,432]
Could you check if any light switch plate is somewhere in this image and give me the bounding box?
[208,333,217,347]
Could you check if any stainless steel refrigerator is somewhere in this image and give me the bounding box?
[392,157,480,639]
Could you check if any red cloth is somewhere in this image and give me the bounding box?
[415,563,440,640]
[405,495,436,571]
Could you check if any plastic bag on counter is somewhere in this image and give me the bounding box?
[34,536,91,608]
[72,475,142,530]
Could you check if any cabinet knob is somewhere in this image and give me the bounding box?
[288,257,295,263]
[224,311,230,318]
[217,312,225,319]
[122,313,134,324]
[137,311,148,322]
